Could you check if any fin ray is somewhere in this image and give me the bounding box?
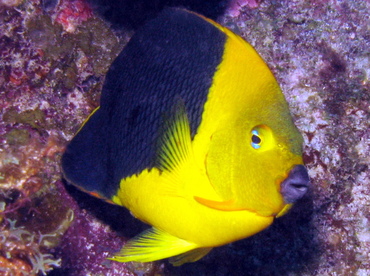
[169,247,213,266]
[110,227,198,263]
[156,100,192,172]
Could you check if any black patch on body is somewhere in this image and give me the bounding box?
[62,8,226,198]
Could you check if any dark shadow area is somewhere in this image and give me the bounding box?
[86,0,231,30]
[63,179,149,237]
[50,181,320,275]
[47,181,150,275]
[165,194,320,275]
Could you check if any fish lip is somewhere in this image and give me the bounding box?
[280,164,310,204]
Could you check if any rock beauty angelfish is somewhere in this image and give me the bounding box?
[62,8,310,266]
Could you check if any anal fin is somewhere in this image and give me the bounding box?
[109,227,198,263]
[169,247,213,266]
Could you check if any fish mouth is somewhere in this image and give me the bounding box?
[280,165,310,204]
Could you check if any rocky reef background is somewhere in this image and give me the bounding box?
[0,0,369,275]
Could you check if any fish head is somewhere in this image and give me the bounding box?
[201,28,309,217]
[205,96,309,217]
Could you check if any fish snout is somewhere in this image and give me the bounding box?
[281,165,310,203]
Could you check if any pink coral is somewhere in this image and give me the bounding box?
[227,0,262,17]
[55,0,93,32]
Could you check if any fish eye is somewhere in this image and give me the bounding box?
[251,129,262,149]
[250,125,274,151]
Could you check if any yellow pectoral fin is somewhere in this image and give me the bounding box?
[156,99,192,172]
[194,196,285,216]
[194,196,245,211]
[109,227,198,263]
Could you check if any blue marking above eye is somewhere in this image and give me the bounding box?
[251,129,262,149]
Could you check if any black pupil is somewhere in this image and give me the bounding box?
[252,135,261,144]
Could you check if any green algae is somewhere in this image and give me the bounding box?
[5,128,30,146]
[3,108,46,129]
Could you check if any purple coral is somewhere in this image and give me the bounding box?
[226,0,262,16]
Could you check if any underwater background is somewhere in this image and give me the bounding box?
[0,0,369,275]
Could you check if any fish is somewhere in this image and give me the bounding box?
[61,7,310,266]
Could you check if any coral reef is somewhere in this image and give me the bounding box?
[0,0,369,275]
[0,217,63,275]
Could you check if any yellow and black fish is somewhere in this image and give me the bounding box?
[62,8,309,266]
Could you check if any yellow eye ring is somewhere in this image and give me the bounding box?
[251,129,262,149]
[250,125,274,151]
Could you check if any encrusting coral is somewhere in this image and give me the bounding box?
[0,218,63,275]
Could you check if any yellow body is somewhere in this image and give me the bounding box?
[110,16,304,265]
